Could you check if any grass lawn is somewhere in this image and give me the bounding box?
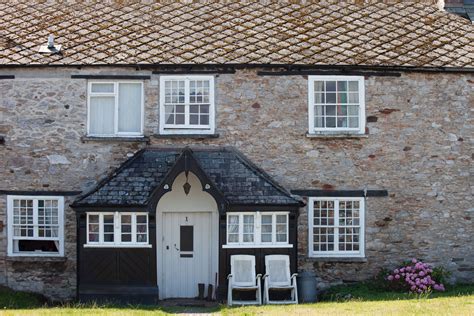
[0,284,472,315]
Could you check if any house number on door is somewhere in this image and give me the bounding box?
[185,216,188,222]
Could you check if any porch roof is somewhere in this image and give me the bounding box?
[72,147,302,208]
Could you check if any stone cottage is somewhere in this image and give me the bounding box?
[0,0,472,302]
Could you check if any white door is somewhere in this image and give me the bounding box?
[162,212,212,298]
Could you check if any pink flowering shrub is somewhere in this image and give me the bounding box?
[385,259,447,294]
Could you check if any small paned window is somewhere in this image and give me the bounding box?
[7,196,64,257]
[225,212,290,248]
[88,81,144,137]
[159,75,215,135]
[308,76,365,134]
[308,197,365,258]
[86,212,149,247]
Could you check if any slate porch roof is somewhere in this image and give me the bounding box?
[0,1,473,68]
[73,147,302,207]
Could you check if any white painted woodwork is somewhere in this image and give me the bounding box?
[157,172,219,299]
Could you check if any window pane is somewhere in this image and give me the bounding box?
[89,96,115,135]
[136,214,148,243]
[91,83,114,93]
[349,117,359,128]
[314,81,325,91]
[121,215,132,242]
[348,92,359,103]
[326,117,336,127]
[337,81,347,91]
[276,215,287,242]
[348,81,359,92]
[103,214,114,242]
[326,81,336,92]
[118,83,142,133]
[261,214,273,243]
[137,215,147,224]
[227,215,239,243]
[243,215,254,242]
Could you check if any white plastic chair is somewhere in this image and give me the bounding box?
[263,255,298,304]
[227,255,262,306]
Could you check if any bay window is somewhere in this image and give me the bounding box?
[225,212,290,248]
[7,196,64,257]
[308,197,365,258]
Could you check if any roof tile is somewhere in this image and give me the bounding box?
[0,1,472,68]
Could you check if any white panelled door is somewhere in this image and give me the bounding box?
[162,212,212,298]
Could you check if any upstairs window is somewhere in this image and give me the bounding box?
[159,76,215,135]
[87,82,144,137]
[308,76,365,135]
[308,197,365,258]
[7,196,64,257]
[225,212,290,248]
[86,212,149,247]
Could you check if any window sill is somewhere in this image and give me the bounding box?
[222,244,293,249]
[152,133,219,139]
[81,136,150,143]
[308,257,367,263]
[306,132,368,139]
[83,244,152,248]
[6,255,66,262]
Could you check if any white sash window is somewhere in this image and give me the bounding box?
[7,196,64,257]
[308,197,365,258]
[159,75,215,135]
[308,76,365,135]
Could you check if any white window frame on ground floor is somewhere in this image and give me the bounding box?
[308,197,365,258]
[84,212,151,248]
[7,195,65,257]
[223,211,292,248]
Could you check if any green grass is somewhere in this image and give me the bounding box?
[0,284,472,315]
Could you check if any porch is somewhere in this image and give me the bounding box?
[71,147,303,303]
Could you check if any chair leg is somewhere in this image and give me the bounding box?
[227,283,232,306]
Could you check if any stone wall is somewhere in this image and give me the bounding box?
[0,67,472,298]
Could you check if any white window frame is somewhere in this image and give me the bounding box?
[223,212,292,249]
[7,195,65,257]
[159,75,215,135]
[308,76,365,135]
[87,81,145,137]
[84,212,151,248]
[308,197,365,258]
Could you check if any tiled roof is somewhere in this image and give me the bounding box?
[0,1,473,68]
[73,147,302,207]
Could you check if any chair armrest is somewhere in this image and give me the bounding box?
[262,274,269,279]
[256,274,262,280]
[227,274,233,280]
[291,273,298,279]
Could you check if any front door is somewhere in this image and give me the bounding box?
[162,212,212,298]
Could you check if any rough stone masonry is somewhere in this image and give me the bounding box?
[0,67,472,299]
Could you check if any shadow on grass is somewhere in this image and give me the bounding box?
[319,283,474,303]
